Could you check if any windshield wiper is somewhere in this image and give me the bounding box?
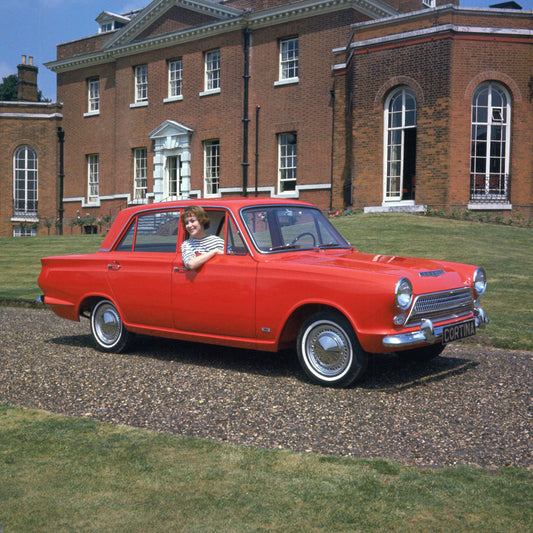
[315,243,343,249]
[269,244,299,251]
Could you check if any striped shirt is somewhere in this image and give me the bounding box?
[181,235,224,268]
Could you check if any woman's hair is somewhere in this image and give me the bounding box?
[181,205,210,231]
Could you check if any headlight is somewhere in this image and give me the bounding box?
[395,277,413,310]
[473,267,487,296]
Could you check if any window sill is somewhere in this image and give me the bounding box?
[274,77,299,87]
[468,202,512,210]
[130,101,148,108]
[199,88,220,97]
[83,111,100,117]
[163,95,183,103]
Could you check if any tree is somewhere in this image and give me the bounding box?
[0,74,18,101]
[0,73,51,102]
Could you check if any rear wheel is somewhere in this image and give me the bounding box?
[297,311,367,387]
[90,299,131,353]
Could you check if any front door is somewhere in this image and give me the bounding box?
[171,210,256,340]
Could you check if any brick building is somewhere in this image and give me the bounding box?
[42,0,531,225]
[0,57,63,236]
[332,2,533,217]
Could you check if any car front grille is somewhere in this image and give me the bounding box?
[406,288,474,327]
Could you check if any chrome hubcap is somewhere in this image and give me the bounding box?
[304,321,352,378]
[94,303,122,346]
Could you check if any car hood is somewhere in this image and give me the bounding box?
[264,249,473,289]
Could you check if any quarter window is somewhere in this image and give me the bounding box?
[134,65,148,103]
[13,145,38,215]
[278,132,297,194]
[133,148,147,201]
[87,154,99,204]
[470,82,511,202]
[204,140,220,196]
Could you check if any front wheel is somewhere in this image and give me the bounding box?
[297,311,368,387]
[90,299,131,353]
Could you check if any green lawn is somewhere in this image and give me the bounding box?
[1,213,531,350]
[0,214,532,532]
[1,404,531,533]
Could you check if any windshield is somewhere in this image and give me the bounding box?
[241,206,350,253]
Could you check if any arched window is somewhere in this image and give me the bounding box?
[13,145,38,216]
[384,88,417,202]
[470,82,511,202]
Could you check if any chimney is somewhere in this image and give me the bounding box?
[17,54,39,102]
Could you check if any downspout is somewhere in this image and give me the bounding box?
[255,104,260,196]
[57,127,65,235]
[329,87,335,212]
[242,28,251,197]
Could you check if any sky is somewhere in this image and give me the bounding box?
[1,0,532,102]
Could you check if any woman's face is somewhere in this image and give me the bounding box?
[184,215,203,238]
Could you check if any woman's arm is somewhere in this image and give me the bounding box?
[186,248,223,270]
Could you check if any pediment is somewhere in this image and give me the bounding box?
[102,0,243,50]
[149,120,193,139]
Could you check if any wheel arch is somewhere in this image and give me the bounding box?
[278,303,357,350]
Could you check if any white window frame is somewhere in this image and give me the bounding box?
[204,139,220,197]
[422,0,436,7]
[277,132,297,195]
[133,148,148,202]
[85,77,100,116]
[132,65,148,106]
[87,154,99,204]
[165,58,183,102]
[383,87,417,203]
[13,145,38,216]
[275,37,299,86]
[470,82,511,203]
[201,50,220,96]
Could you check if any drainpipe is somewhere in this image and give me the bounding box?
[57,127,65,235]
[241,28,251,197]
[329,87,335,212]
[255,104,260,196]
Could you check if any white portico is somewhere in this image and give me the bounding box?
[149,120,193,202]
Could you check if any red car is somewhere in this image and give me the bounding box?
[38,198,488,387]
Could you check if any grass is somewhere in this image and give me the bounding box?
[0,214,532,531]
[1,213,531,350]
[1,404,531,533]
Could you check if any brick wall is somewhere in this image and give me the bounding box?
[0,102,63,236]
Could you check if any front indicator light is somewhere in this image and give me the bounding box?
[394,313,407,326]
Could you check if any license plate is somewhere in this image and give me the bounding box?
[442,319,476,344]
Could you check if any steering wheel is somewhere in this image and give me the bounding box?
[290,232,316,247]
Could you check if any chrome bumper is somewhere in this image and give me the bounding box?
[382,307,489,349]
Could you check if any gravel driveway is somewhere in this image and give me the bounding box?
[1,306,531,469]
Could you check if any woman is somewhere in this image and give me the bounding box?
[180,205,224,270]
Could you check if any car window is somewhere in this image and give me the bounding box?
[226,217,247,255]
[115,210,181,253]
[242,206,349,253]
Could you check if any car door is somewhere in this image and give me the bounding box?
[172,210,257,339]
[106,209,180,329]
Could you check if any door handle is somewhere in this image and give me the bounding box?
[173,266,187,273]
[107,263,121,271]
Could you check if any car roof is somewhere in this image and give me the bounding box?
[100,197,316,251]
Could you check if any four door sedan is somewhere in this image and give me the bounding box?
[38,198,488,387]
